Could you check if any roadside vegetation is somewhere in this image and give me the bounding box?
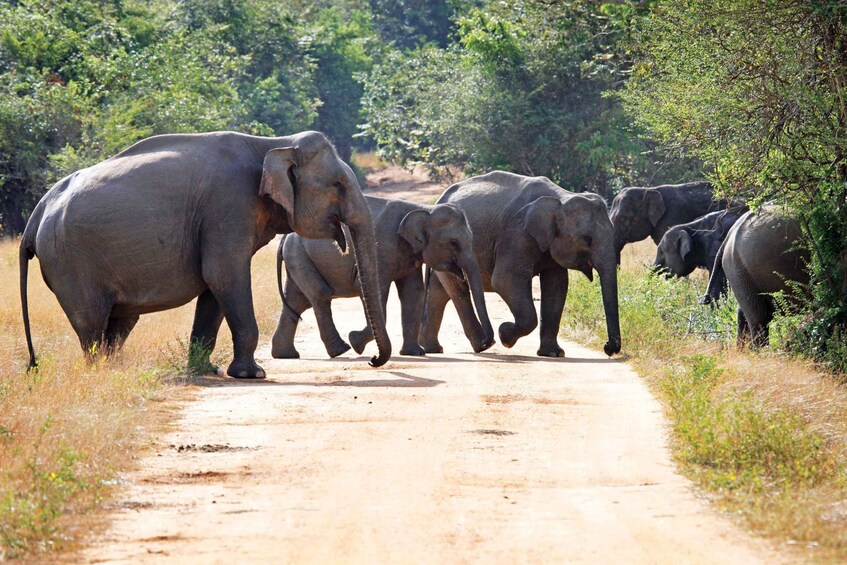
[0,240,281,559]
[561,241,847,560]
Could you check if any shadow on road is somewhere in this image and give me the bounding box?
[189,371,444,388]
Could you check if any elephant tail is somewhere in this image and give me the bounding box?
[702,234,729,307]
[276,234,301,322]
[20,228,37,370]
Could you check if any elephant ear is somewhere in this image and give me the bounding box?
[517,196,561,252]
[259,147,299,222]
[398,209,429,254]
[644,190,666,227]
[676,230,693,259]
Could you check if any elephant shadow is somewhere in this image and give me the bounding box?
[191,370,444,388]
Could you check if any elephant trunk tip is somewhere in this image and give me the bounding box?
[604,338,621,357]
[369,350,391,368]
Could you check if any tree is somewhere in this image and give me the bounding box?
[360,0,691,196]
[621,0,847,369]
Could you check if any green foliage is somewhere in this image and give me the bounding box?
[0,0,388,236]
[622,0,847,370]
[360,0,695,195]
[563,270,737,356]
[0,419,91,557]
[367,0,470,49]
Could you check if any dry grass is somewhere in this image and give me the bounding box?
[0,237,282,559]
[351,151,388,173]
[561,239,847,560]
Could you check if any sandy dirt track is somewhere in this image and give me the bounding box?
[77,171,784,564]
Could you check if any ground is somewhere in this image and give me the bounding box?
[74,168,784,564]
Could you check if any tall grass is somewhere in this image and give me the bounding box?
[562,240,847,558]
[0,238,282,559]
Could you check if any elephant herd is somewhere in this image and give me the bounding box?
[18,130,805,378]
[611,183,808,347]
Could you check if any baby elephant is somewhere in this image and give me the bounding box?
[703,206,809,348]
[652,207,747,290]
[271,196,494,359]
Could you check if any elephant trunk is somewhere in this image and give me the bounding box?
[343,194,392,367]
[459,252,494,345]
[594,241,622,356]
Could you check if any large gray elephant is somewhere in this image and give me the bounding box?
[703,206,809,347]
[652,207,747,290]
[19,131,391,377]
[271,196,494,359]
[609,181,734,262]
[419,171,621,358]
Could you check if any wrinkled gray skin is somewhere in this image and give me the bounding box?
[703,207,809,348]
[609,181,735,263]
[419,171,622,358]
[19,131,391,377]
[652,208,748,292]
[271,196,494,359]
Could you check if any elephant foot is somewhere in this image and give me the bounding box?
[473,336,496,353]
[537,344,565,358]
[271,346,300,359]
[348,330,372,355]
[498,322,521,348]
[421,341,443,354]
[327,340,352,358]
[271,335,299,359]
[227,358,267,379]
[400,343,426,356]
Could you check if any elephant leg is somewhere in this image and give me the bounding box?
[396,273,425,356]
[492,270,537,348]
[438,272,490,353]
[746,294,775,349]
[419,272,450,353]
[52,283,112,359]
[538,266,567,357]
[350,280,391,355]
[271,276,312,359]
[736,308,751,348]
[205,259,264,379]
[104,315,140,354]
[189,289,225,373]
[292,269,350,359]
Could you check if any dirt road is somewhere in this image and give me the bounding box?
[78,171,783,564]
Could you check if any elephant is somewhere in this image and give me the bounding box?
[702,206,809,348]
[419,171,622,358]
[270,196,494,359]
[19,130,391,378]
[652,207,748,291]
[609,181,735,262]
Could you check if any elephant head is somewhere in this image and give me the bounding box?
[520,195,622,356]
[259,133,391,366]
[653,227,694,278]
[609,187,666,263]
[399,204,494,346]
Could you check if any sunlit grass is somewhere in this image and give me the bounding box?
[0,237,281,559]
[561,239,847,559]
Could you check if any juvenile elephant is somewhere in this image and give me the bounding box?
[20,131,391,377]
[703,206,809,347]
[652,207,747,290]
[271,197,493,358]
[609,181,734,262]
[419,171,621,358]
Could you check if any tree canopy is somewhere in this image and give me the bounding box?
[1,0,846,365]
